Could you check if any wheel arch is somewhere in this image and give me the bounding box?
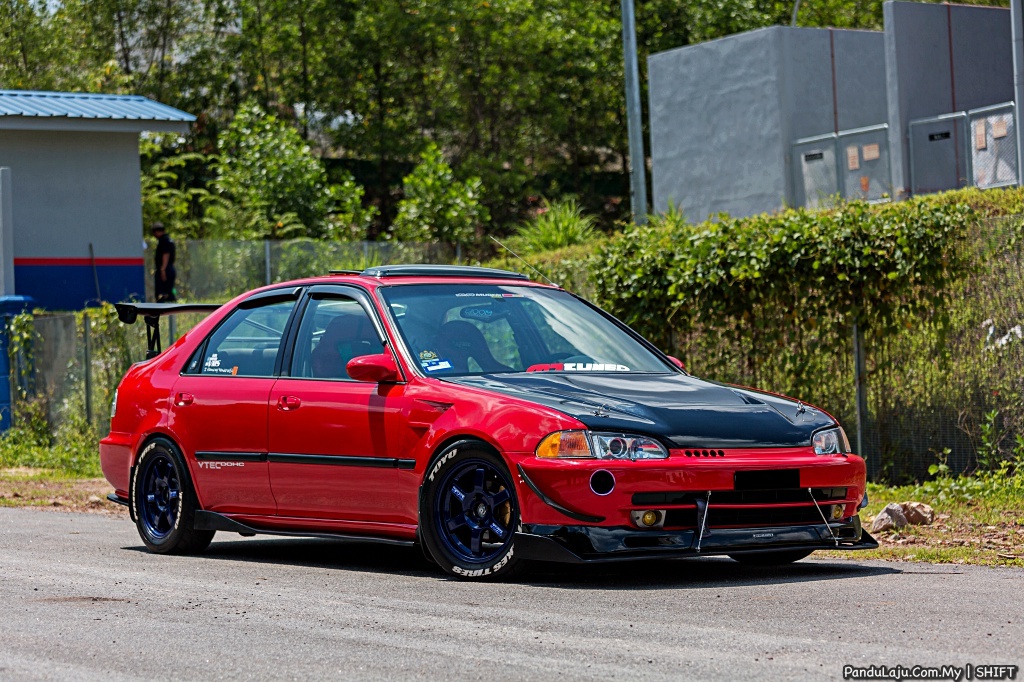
[129,431,205,515]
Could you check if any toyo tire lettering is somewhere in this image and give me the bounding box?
[419,443,525,580]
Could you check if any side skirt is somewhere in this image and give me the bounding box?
[194,510,416,548]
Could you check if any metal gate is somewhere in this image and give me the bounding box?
[909,102,1019,195]
[969,103,1018,190]
[792,124,891,209]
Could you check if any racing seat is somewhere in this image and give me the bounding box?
[437,320,513,374]
[310,314,380,379]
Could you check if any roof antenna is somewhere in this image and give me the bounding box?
[488,236,560,288]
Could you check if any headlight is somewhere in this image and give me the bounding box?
[812,426,849,455]
[536,430,668,460]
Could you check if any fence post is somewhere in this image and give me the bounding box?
[852,322,868,460]
[264,240,272,286]
[83,312,93,426]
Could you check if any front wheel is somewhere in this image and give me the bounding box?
[131,437,214,554]
[419,443,525,580]
[728,549,814,566]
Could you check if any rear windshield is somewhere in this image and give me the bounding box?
[378,284,672,376]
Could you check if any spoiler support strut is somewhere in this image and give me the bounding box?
[114,302,223,359]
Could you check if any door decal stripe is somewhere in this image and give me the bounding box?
[269,453,416,469]
[195,451,267,462]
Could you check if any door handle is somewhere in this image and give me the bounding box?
[175,392,194,407]
[277,395,301,411]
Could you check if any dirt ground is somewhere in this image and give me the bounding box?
[0,469,127,516]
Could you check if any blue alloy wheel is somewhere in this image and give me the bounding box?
[139,453,181,539]
[434,458,517,564]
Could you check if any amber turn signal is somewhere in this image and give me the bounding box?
[536,431,593,459]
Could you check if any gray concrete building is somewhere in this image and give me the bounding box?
[649,26,888,221]
[0,90,193,310]
[884,2,1014,197]
[648,1,1019,220]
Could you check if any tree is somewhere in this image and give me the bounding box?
[391,143,489,247]
[214,100,374,239]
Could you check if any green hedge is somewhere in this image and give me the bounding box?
[487,187,1024,481]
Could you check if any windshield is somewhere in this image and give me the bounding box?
[378,284,673,376]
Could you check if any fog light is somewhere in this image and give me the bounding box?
[631,509,664,528]
[831,505,845,521]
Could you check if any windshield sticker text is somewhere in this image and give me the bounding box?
[422,359,454,372]
[527,363,631,372]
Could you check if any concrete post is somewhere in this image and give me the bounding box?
[0,168,14,296]
[1012,0,1024,184]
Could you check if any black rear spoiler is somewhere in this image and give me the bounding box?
[115,302,223,359]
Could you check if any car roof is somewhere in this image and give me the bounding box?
[263,264,560,291]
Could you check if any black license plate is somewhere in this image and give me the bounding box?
[734,469,800,490]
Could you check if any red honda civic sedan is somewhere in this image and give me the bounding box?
[101,265,875,579]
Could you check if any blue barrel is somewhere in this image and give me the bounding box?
[0,296,33,432]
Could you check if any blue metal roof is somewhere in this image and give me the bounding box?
[0,90,195,123]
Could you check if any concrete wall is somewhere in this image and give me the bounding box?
[649,26,887,220]
[0,130,145,308]
[649,28,787,221]
[885,1,1014,195]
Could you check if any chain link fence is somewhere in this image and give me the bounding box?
[144,239,458,303]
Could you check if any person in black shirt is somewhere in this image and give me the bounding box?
[152,223,177,302]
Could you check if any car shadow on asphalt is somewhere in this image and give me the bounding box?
[125,536,901,589]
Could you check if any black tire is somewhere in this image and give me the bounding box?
[419,442,526,580]
[131,437,214,555]
[728,549,814,566]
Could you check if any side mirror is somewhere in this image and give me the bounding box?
[668,355,686,370]
[347,351,401,383]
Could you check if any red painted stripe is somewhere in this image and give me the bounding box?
[14,257,145,266]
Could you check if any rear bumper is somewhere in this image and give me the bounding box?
[514,516,877,564]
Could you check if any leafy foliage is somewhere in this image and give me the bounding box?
[390,144,489,247]
[215,101,375,239]
[508,199,598,254]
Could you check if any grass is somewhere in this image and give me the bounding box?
[821,471,1024,567]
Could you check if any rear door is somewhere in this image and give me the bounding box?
[268,285,410,523]
[172,289,300,515]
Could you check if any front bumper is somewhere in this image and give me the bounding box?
[514,516,878,564]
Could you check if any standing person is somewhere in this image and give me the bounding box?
[152,223,177,302]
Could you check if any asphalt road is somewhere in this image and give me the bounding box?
[1,508,1021,681]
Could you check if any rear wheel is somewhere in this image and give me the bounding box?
[728,549,814,566]
[419,443,525,580]
[131,437,214,554]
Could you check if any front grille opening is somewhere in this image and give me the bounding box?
[632,487,847,506]
[664,506,825,528]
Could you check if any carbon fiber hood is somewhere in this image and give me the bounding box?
[446,372,835,449]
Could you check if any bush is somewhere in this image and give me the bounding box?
[508,198,598,254]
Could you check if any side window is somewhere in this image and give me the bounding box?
[194,300,295,377]
[291,296,381,380]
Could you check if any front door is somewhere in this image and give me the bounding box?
[268,288,409,523]
[172,294,298,515]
